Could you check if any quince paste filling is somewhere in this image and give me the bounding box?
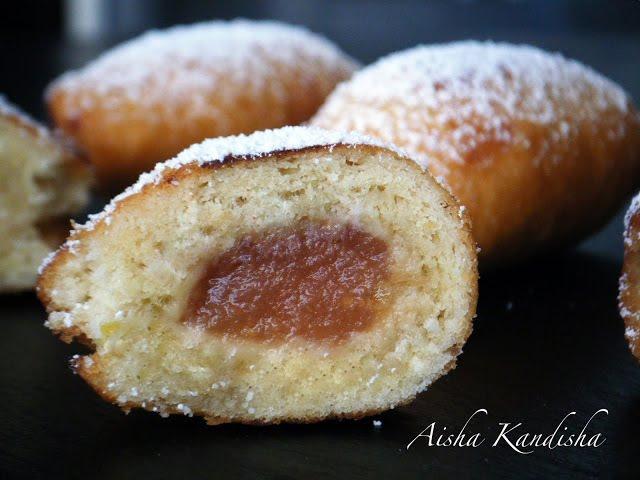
[183,220,390,343]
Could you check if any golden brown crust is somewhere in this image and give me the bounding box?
[317,107,640,267]
[620,198,640,361]
[310,43,640,267]
[46,21,357,191]
[38,140,478,424]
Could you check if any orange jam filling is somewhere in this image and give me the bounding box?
[183,221,390,343]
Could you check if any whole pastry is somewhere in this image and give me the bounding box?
[47,20,358,189]
[311,41,640,266]
[38,126,477,424]
[620,194,640,361]
[0,96,91,292]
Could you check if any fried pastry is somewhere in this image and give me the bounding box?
[47,20,358,189]
[620,194,640,361]
[38,127,477,424]
[311,41,640,266]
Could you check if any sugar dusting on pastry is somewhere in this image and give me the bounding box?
[62,126,406,234]
[48,20,358,111]
[314,41,631,166]
[313,41,640,267]
[624,192,640,246]
[620,192,640,361]
[38,126,477,424]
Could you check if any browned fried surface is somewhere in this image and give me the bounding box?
[47,20,357,190]
[620,198,640,361]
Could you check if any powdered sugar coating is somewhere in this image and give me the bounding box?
[621,193,640,321]
[620,193,640,354]
[313,41,631,166]
[624,192,640,244]
[48,19,358,116]
[37,250,58,276]
[56,127,407,243]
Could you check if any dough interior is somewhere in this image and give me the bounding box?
[40,130,477,424]
[0,103,90,292]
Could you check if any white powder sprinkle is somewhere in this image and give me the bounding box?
[49,19,357,118]
[62,312,73,327]
[624,192,640,245]
[38,250,57,275]
[50,126,405,264]
[45,311,74,330]
[626,326,639,340]
[176,403,193,416]
[314,41,630,167]
[66,240,80,254]
[373,420,383,428]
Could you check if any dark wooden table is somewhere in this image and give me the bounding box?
[2,6,640,478]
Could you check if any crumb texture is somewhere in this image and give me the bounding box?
[0,95,90,292]
[66,126,404,235]
[39,130,477,424]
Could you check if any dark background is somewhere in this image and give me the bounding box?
[2,1,640,479]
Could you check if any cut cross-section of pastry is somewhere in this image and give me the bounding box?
[0,95,91,293]
[38,127,477,425]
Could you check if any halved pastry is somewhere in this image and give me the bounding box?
[0,96,91,292]
[38,127,477,424]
